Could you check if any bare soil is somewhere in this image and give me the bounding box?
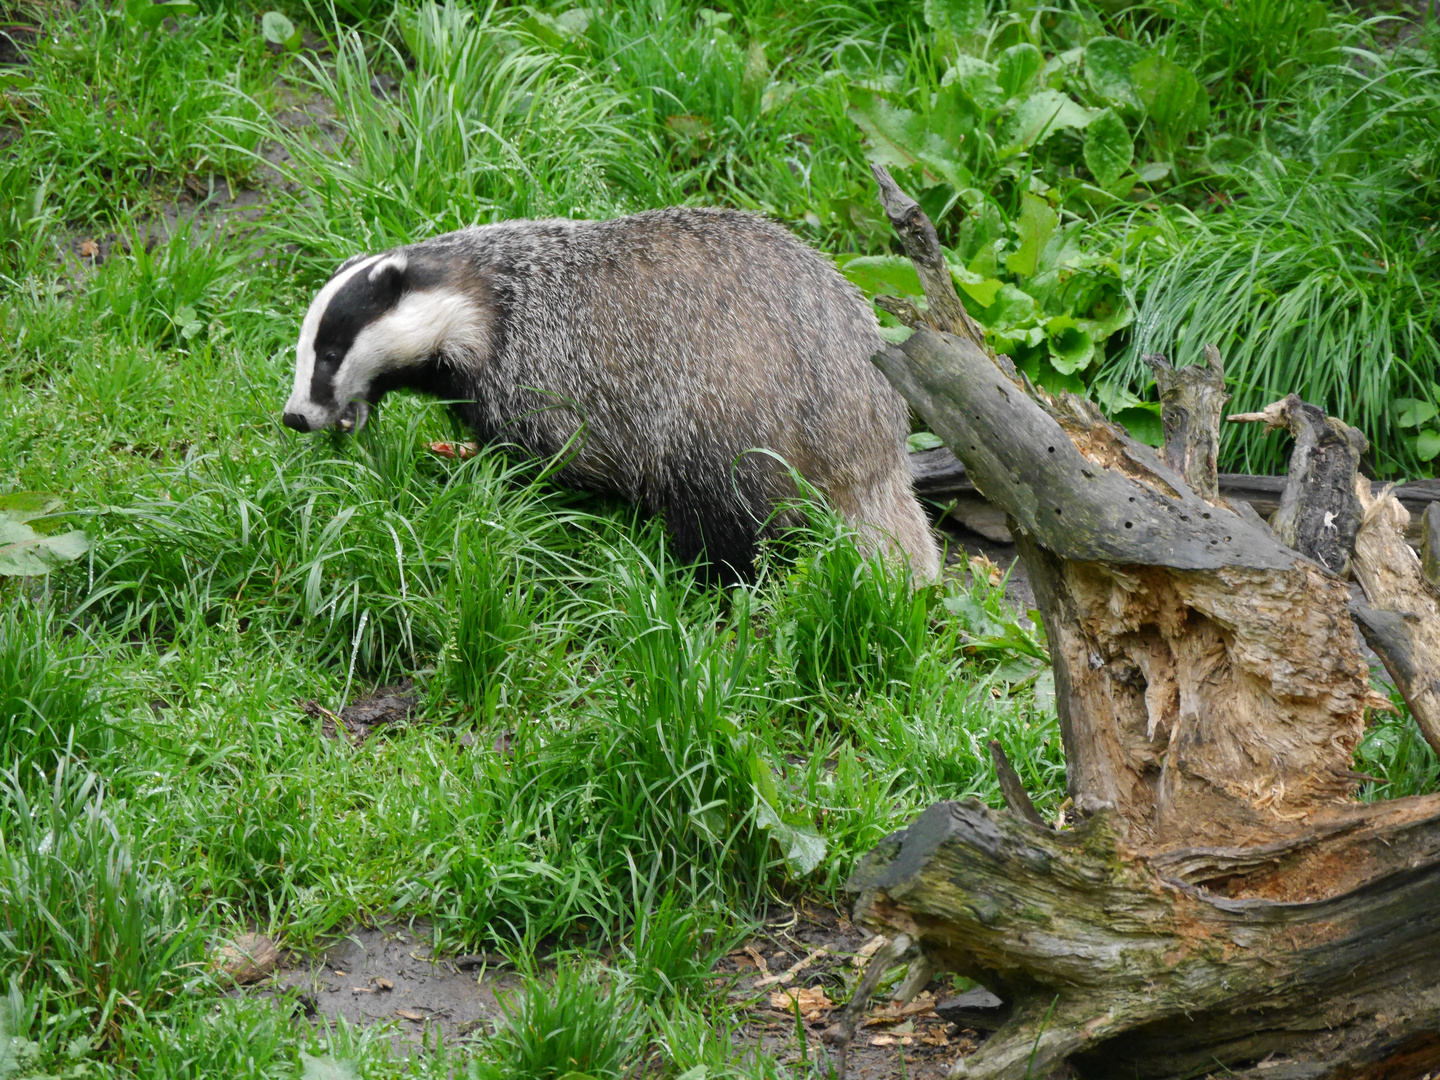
[259,922,519,1053]
[247,905,989,1076]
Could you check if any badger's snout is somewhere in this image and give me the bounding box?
[282,411,311,433]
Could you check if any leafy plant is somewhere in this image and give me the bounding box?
[0,494,88,578]
[261,11,303,52]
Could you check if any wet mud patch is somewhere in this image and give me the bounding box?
[261,922,519,1051]
[302,678,419,744]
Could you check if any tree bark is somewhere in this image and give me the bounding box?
[847,799,1440,1080]
[850,166,1440,1080]
[1350,480,1440,756]
[1229,395,1367,577]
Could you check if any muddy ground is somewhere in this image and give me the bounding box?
[244,905,991,1078]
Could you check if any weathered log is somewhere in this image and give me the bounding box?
[873,322,1385,849]
[1423,502,1440,592]
[1145,348,1227,504]
[1228,395,1367,577]
[871,163,988,352]
[847,799,1440,1080]
[1350,480,1440,756]
[987,740,1046,828]
[853,168,1440,1080]
[908,447,1440,541]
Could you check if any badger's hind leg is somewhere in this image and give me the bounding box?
[839,472,942,585]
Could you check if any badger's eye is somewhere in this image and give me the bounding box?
[321,350,340,366]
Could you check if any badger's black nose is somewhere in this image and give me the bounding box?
[282,411,311,433]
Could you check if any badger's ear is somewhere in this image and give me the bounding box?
[335,252,370,276]
[367,253,409,302]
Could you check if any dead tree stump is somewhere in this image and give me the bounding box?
[850,165,1440,1080]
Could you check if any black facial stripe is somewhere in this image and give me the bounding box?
[310,262,406,407]
[309,257,450,408]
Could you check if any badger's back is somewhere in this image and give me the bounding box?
[406,208,931,578]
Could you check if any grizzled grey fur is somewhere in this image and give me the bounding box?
[283,207,940,582]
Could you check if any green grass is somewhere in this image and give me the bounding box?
[1,0,1437,1075]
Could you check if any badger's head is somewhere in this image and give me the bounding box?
[282,250,482,434]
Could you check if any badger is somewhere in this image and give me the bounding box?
[282,208,941,583]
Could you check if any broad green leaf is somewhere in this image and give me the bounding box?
[1083,107,1133,191]
[755,800,826,876]
[1045,315,1095,374]
[848,89,929,170]
[1417,430,1440,462]
[0,518,89,577]
[978,283,1040,327]
[848,89,969,188]
[1084,37,1147,108]
[1034,669,1056,713]
[943,55,1005,112]
[931,81,981,152]
[1131,54,1207,143]
[299,1054,360,1080]
[261,11,299,49]
[1397,399,1438,429]
[1093,381,1144,414]
[907,432,945,452]
[676,1069,709,1080]
[924,0,986,36]
[555,7,591,34]
[1005,193,1058,278]
[952,269,1005,307]
[839,255,922,297]
[1116,405,1164,447]
[997,43,1044,100]
[1136,160,1173,183]
[1003,90,1093,151]
[131,0,198,29]
[0,493,64,523]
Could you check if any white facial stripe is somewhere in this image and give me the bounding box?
[284,254,383,423]
[329,289,488,407]
[368,253,407,281]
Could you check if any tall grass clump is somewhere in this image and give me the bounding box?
[471,965,638,1080]
[428,554,780,948]
[0,762,205,1049]
[81,413,588,676]
[0,601,107,781]
[767,515,948,699]
[264,1,648,268]
[1113,48,1440,475]
[0,6,275,228]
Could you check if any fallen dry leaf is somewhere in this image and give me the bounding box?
[869,1033,915,1048]
[394,1009,426,1022]
[921,1029,950,1047]
[427,441,479,461]
[743,945,769,975]
[769,985,833,1021]
[968,553,1004,587]
[852,934,888,968]
[372,976,394,991]
[215,933,281,985]
[351,987,374,994]
[77,239,100,259]
[863,994,936,1025]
